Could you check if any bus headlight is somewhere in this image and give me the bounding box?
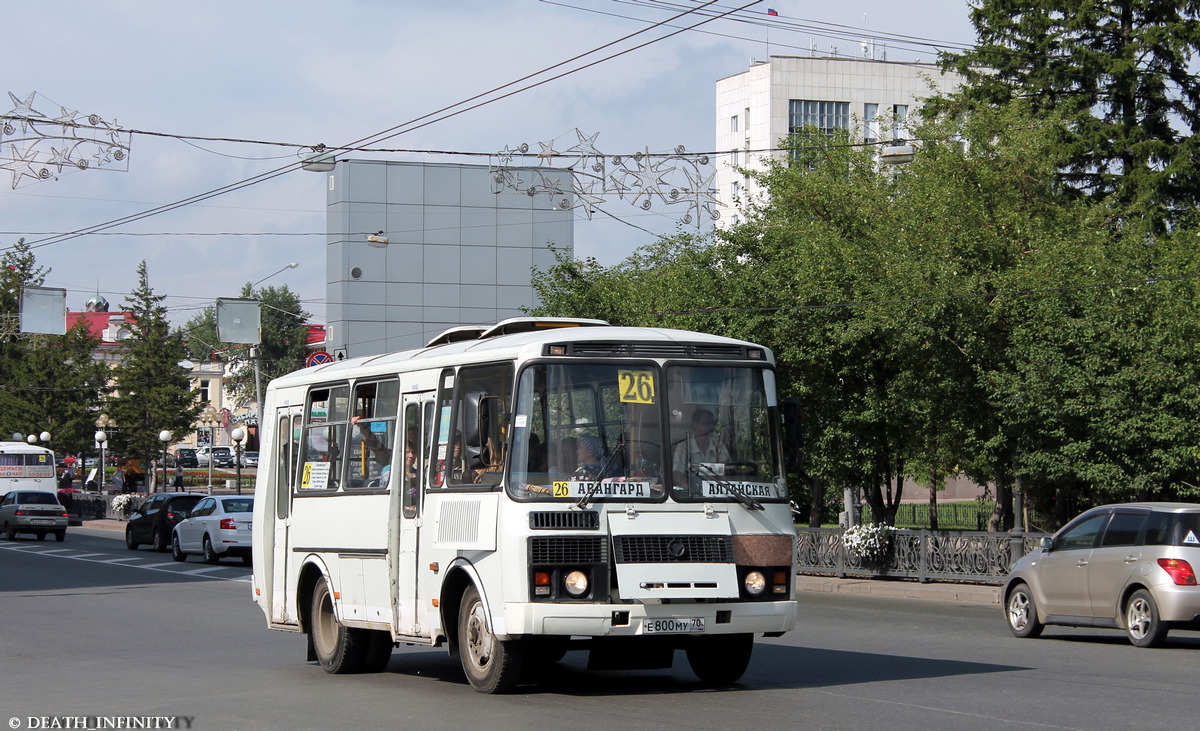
[743,571,766,596]
[564,570,589,597]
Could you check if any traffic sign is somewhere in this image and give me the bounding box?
[306,351,334,367]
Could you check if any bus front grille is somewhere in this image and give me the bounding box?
[613,535,733,563]
[529,510,599,530]
[529,536,607,564]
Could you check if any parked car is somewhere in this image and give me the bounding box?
[171,495,253,565]
[239,451,259,468]
[0,490,69,541]
[175,448,198,468]
[125,492,204,552]
[1004,502,1200,647]
[195,446,235,468]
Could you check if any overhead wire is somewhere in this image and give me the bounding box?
[6,0,754,255]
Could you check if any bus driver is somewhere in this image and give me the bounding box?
[672,408,729,493]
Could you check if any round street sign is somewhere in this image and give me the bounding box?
[306,351,334,367]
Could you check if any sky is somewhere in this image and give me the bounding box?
[0,0,977,329]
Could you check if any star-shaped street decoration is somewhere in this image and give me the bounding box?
[536,139,562,166]
[7,142,47,189]
[54,106,81,134]
[490,130,718,230]
[4,91,45,133]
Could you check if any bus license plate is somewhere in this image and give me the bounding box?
[643,617,705,634]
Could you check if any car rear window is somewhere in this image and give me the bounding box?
[1176,513,1200,547]
[172,496,203,510]
[221,498,253,513]
[17,492,59,505]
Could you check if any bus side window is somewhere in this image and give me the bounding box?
[402,403,421,518]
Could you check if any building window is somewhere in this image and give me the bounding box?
[864,103,879,145]
[789,100,850,136]
[730,115,739,133]
[200,380,210,404]
[731,149,740,167]
[731,180,740,201]
[892,104,909,140]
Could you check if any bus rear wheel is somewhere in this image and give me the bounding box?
[310,576,365,674]
[686,633,753,685]
[458,585,523,693]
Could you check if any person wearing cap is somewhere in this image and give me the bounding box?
[574,435,606,480]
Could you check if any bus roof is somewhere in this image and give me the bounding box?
[273,319,772,389]
[0,442,56,455]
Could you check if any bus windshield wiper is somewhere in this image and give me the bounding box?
[576,435,626,509]
[693,463,764,510]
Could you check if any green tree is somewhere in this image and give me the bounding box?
[935,0,1200,225]
[534,102,1200,530]
[107,261,200,487]
[0,240,109,457]
[4,322,111,460]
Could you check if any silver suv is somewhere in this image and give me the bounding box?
[1005,502,1200,647]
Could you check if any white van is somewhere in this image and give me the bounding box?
[0,442,59,497]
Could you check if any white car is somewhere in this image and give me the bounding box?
[171,495,253,565]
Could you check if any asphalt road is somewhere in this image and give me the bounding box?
[2,527,1197,731]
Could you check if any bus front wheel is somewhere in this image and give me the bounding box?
[686,633,753,685]
[458,585,523,693]
[310,576,365,674]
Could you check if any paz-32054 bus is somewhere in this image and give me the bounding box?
[252,318,799,692]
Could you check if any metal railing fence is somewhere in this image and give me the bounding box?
[796,527,1049,584]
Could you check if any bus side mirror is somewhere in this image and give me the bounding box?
[781,398,802,472]
[463,393,504,470]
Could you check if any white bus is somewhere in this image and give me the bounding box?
[0,442,58,497]
[252,318,799,692]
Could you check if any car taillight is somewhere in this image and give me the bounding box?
[1157,558,1198,586]
[60,512,69,518]
[13,510,24,516]
[167,511,179,523]
[220,518,237,530]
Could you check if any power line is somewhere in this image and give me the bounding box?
[5,0,749,255]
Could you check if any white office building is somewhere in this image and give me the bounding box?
[324,160,574,358]
[714,56,964,223]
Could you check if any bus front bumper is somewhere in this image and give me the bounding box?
[500,599,797,639]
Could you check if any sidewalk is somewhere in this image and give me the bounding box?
[79,519,1000,605]
[794,574,1000,605]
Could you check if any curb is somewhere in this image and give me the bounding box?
[795,575,1000,605]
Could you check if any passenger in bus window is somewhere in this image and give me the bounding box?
[450,436,466,482]
[672,408,730,491]
[551,436,578,476]
[527,433,548,473]
[373,447,392,488]
[575,435,605,480]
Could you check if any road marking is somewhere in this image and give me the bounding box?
[0,543,246,581]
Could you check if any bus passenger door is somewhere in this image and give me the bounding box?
[396,393,432,637]
[271,407,303,624]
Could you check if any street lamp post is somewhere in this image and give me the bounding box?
[158,430,172,493]
[94,414,116,493]
[231,427,246,496]
[199,405,220,495]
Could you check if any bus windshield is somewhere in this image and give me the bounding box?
[508,362,786,504]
